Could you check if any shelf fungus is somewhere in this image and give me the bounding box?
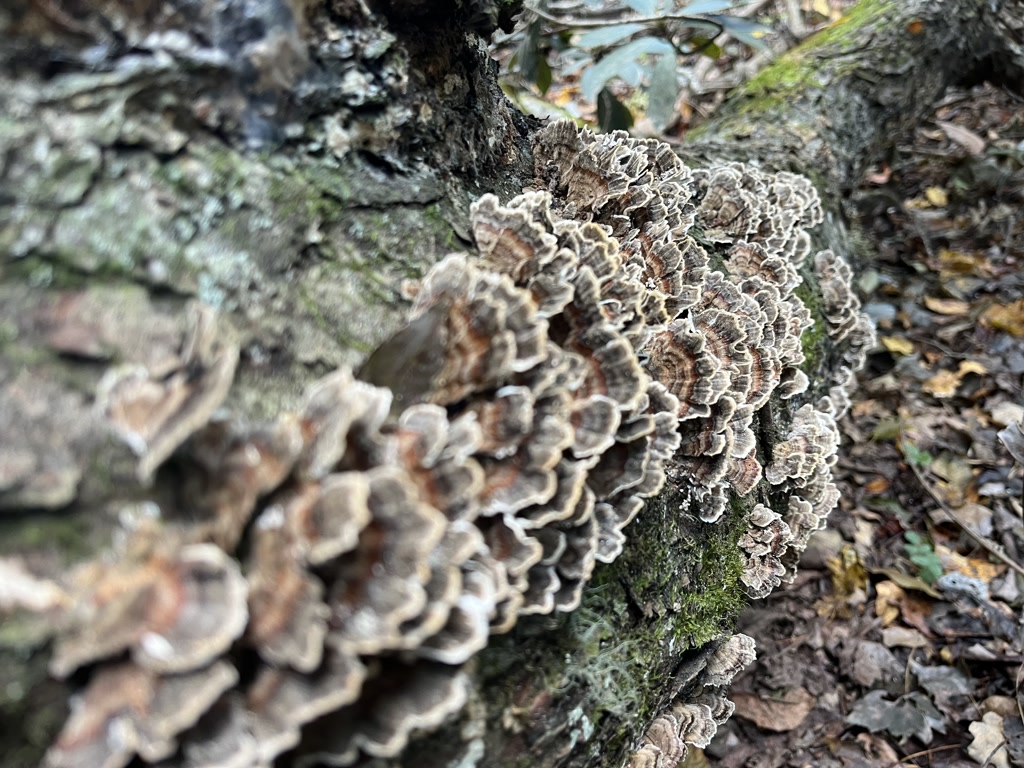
[26,120,872,768]
[628,635,756,768]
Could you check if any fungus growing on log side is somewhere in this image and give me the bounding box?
[1,120,872,768]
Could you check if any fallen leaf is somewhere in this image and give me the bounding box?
[982,299,1024,337]
[997,421,1024,464]
[934,545,1006,583]
[1007,719,1024,766]
[855,733,901,764]
[912,662,974,709]
[850,641,902,687]
[929,453,975,507]
[959,360,987,376]
[865,477,891,494]
[881,626,930,648]
[925,186,948,206]
[881,336,915,356]
[981,696,1020,718]
[935,247,986,276]
[874,580,903,626]
[935,119,986,156]
[922,361,987,398]
[929,501,993,537]
[968,712,1010,768]
[924,296,971,315]
[847,691,945,743]
[732,687,815,732]
[829,546,868,598]
[922,369,961,398]
[990,401,1024,428]
[867,566,942,598]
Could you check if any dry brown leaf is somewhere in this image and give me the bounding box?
[881,626,931,648]
[881,336,915,356]
[855,732,901,763]
[732,688,816,732]
[935,544,1006,583]
[864,477,891,495]
[922,369,961,398]
[930,501,993,536]
[982,299,1024,337]
[923,296,971,316]
[922,361,988,398]
[990,401,1024,428]
[935,119,986,156]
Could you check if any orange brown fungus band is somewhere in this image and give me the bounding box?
[28,121,872,768]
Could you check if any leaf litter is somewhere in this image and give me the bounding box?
[710,81,1024,767]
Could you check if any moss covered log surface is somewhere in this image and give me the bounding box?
[2,0,1023,767]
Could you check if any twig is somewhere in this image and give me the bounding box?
[899,427,1024,580]
[522,2,726,34]
[882,743,962,767]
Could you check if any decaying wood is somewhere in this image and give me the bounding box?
[0,1,1022,766]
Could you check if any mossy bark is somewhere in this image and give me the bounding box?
[1,1,1022,767]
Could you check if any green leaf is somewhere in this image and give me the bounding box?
[597,87,634,132]
[901,440,933,468]
[575,23,646,49]
[646,52,678,132]
[689,36,723,59]
[580,36,674,102]
[904,532,944,585]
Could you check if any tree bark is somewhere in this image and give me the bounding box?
[0,1,1021,767]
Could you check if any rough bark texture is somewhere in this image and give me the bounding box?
[0,1,1021,767]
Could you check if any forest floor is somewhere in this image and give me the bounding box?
[713,79,1024,768]
[496,3,1024,766]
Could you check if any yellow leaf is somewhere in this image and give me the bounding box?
[923,296,970,316]
[982,299,1024,337]
[935,248,984,274]
[828,545,868,597]
[874,580,903,627]
[925,186,948,206]
[922,369,961,398]
[881,336,915,356]
[957,360,987,376]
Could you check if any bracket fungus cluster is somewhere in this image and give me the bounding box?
[5,120,873,768]
[628,634,757,768]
